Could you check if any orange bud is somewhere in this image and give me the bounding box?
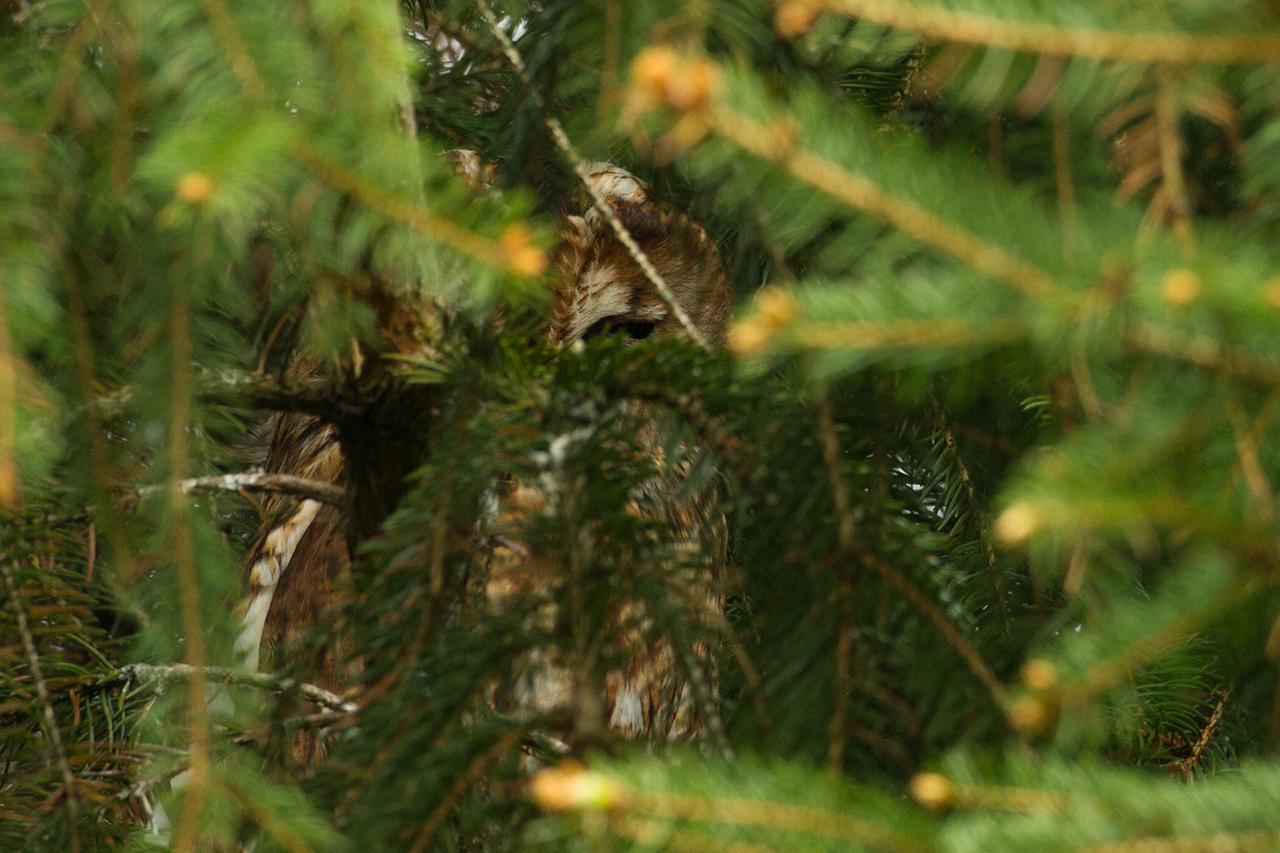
[755,286,799,329]
[1263,277,1280,310]
[529,762,626,812]
[629,47,719,112]
[1009,694,1054,734]
[909,773,956,811]
[995,501,1041,545]
[1021,659,1058,692]
[729,318,775,357]
[176,171,214,205]
[1160,269,1200,306]
[775,1,823,39]
[630,46,680,98]
[500,223,547,276]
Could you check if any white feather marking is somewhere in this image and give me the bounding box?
[235,499,322,672]
[610,685,644,736]
[583,163,647,227]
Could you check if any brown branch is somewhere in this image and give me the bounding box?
[1,559,81,852]
[816,398,857,773]
[826,0,1280,65]
[1169,687,1231,779]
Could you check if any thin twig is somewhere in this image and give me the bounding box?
[90,663,359,715]
[474,0,708,347]
[1169,687,1231,778]
[134,472,345,507]
[826,0,1280,65]
[90,368,342,419]
[816,398,857,772]
[1,559,81,852]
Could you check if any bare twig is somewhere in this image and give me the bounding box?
[1169,687,1231,778]
[88,369,341,420]
[91,663,359,715]
[135,472,345,507]
[474,0,708,347]
[1,559,81,852]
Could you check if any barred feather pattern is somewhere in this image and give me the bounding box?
[489,163,731,741]
[238,160,730,747]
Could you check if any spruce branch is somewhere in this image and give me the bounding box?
[706,105,1060,301]
[824,0,1280,65]
[790,319,1026,351]
[474,0,709,348]
[89,369,343,419]
[407,728,524,852]
[1087,830,1280,852]
[535,767,929,851]
[292,140,525,274]
[195,0,265,101]
[1128,324,1280,390]
[863,551,1012,716]
[1061,581,1263,712]
[1,559,81,852]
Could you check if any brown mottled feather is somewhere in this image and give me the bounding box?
[240,160,730,754]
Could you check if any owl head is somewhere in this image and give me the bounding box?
[549,163,730,348]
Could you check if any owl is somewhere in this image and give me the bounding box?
[236,159,730,754]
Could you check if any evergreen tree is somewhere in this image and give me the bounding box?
[4,0,1280,849]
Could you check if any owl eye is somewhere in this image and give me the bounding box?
[582,315,659,342]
